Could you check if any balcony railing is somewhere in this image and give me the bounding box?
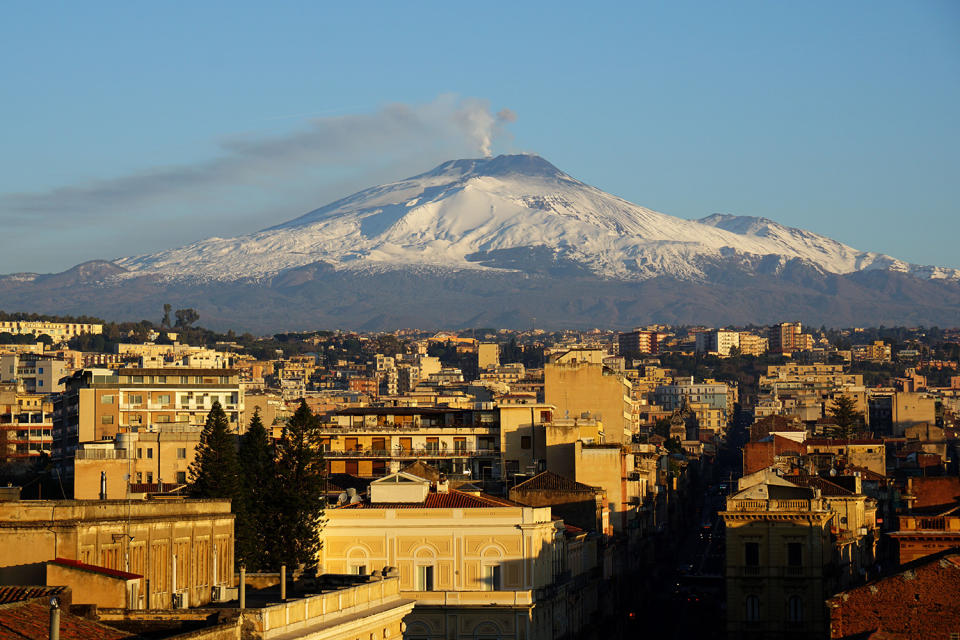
[325,448,500,458]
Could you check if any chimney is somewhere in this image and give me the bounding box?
[436,474,449,494]
[100,471,107,500]
[49,596,60,640]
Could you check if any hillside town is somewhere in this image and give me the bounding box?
[1,313,959,639]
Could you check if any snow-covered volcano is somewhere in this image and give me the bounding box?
[114,154,959,283]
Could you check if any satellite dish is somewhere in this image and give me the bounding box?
[338,492,348,504]
[349,494,361,504]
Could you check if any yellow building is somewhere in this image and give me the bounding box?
[0,498,234,609]
[322,472,578,640]
[0,320,102,342]
[545,348,633,443]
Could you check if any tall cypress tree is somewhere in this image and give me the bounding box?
[237,409,277,571]
[829,395,864,439]
[188,401,242,502]
[274,400,326,571]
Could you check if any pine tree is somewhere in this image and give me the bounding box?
[274,400,326,571]
[188,401,242,502]
[237,409,277,571]
[828,395,864,439]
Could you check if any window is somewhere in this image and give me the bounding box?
[101,415,114,425]
[158,394,171,405]
[136,472,143,483]
[137,448,143,458]
[156,415,171,423]
[128,394,143,405]
[520,436,531,450]
[415,565,434,591]
[351,564,367,576]
[745,542,759,566]
[176,471,187,484]
[146,448,153,459]
[745,595,760,622]
[177,447,187,459]
[787,543,802,567]
[102,395,114,404]
[481,564,501,591]
[146,472,153,483]
[132,376,144,384]
[787,596,804,623]
[425,437,439,453]
[454,437,467,454]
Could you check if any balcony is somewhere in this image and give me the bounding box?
[325,448,500,459]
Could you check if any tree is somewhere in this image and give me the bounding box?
[174,308,200,328]
[237,409,277,571]
[273,400,326,571]
[161,303,172,328]
[828,395,864,439]
[188,401,241,501]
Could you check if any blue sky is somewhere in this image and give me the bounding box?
[1,1,958,273]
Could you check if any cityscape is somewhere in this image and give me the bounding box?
[1,2,958,639]
[0,317,958,638]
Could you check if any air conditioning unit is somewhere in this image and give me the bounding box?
[171,592,188,609]
[212,586,238,602]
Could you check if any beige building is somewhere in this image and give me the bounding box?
[0,320,102,342]
[53,367,243,475]
[322,472,582,640]
[73,428,205,498]
[0,386,53,463]
[721,471,835,639]
[545,348,633,443]
[0,499,234,610]
[477,342,500,371]
[323,406,500,480]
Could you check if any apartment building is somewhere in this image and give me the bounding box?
[850,340,892,363]
[0,320,102,342]
[695,330,741,356]
[617,329,659,355]
[0,354,70,393]
[323,472,586,640]
[323,406,501,480]
[52,367,243,474]
[72,428,204,498]
[654,377,736,418]
[545,348,634,443]
[0,386,53,463]
[769,322,814,354]
[738,332,769,356]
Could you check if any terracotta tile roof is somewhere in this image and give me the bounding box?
[49,558,141,581]
[0,586,66,606]
[340,489,523,509]
[511,471,599,494]
[0,600,130,639]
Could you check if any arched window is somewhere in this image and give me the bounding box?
[788,595,804,623]
[745,594,760,622]
[347,546,369,576]
[481,545,503,591]
[414,546,436,591]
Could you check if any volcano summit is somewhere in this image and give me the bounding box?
[3,154,960,330]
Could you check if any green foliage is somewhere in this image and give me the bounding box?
[174,308,200,328]
[236,409,278,572]
[653,417,672,438]
[188,401,242,501]
[273,400,326,571]
[827,395,864,439]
